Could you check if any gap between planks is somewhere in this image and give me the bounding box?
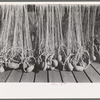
[84,64,100,83]
[20,72,35,82]
[6,70,22,82]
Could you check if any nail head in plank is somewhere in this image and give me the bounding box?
[35,71,47,82]
[6,70,22,82]
[73,71,91,83]
[91,62,100,74]
[61,71,76,83]
[21,72,35,82]
[49,71,62,82]
[0,70,11,82]
[85,65,100,82]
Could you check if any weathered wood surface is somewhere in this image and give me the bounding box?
[84,65,100,82]
[49,71,62,82]
[91,62,100,74]
[61,71,76,83]
[73,71,90,83]
[6,70,22,82]
[35,71,47,82]
[0,62,100,82]
[21,72,35,82]
[0,70,11,82]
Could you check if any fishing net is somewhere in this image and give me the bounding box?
[0,4,99,71]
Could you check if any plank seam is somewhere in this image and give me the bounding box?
[90,64,100,76]
[47,70,49,82]
[83,70,92,83]
[72,71,78,83]
[59,71,63,82]
[5,70,12,82]
[19,72,24,82]
[33,72,36,82]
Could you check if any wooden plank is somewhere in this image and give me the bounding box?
[91,62,100,74]
[35,71,47,82]
[6,70,22,82]
[21,72,35,82]
[0,70,11,82]
[84,65,100,82]
[49,71,62,82]
[61,71,76,83]
[73,71,91,83]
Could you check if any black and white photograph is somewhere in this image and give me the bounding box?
[0,2,100,83]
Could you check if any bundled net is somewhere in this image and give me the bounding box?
[0,4,99,72]
[0,5,35,72]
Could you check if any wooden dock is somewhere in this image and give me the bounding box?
[0,62,100,83]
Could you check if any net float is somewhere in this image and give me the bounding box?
[68,63,74,71]
[74,65,84,71]
[7,62,19,69]
[93,55,96,61]
[23,61,28,72]
[26,65,34,73]
[52,59,58,67]
[0,64,5,73]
